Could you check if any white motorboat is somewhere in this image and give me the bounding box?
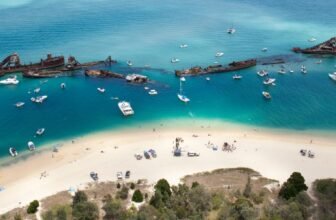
[31,95,48,103]
[34,88,41,93]
[215,52,224,57]
[233,74,242,80]
[206,77,211,81]
[180,77,186,82]
[301,65,307,74]
[118,101,134,116]
[9,147,18,157]
[227,27,236,34]
[263,78,276,85]
[289,69,294,73]
[36,128,45,136]
[0,76,19,85]
[257,70,268,77]
[308,37,316,42]
[60,83,66,89]
[148,89,158,95]
[262,91,272,99]
[180,44,188,48]
[127,60,133,66]
[15,102,25,108]
[177,80,190,103]
[278,69,286,74]
[97,88,105,93]
[329,72,336,81]
[171,58,180,63]
[261,47,268,52]
[28,141,36,151]
[144,86,149,90]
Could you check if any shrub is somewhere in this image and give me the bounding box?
[42,210,53,220]
[73,201,99,220]
[102,199,127,220]
[132,189,144,203]
[116,183,121,189]
[191,181,200,188]
[279,172,308,200]
[72,191,88,207]
[130,182,135,190]
[27,200,39,214]
[14,214,22,220]
[117,186,129,200]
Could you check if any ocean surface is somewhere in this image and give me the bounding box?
[0,0,336,159]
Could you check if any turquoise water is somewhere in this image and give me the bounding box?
[0,0,336,158]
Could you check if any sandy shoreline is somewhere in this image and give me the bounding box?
[0,119,336,214]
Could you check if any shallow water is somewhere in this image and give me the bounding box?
[0,0,335,158]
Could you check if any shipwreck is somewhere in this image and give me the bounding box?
[292,37,336,55]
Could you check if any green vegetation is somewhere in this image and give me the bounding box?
[313,179,336,219]
[132,189,144,203]
[27,200,39,214]
[279,172,308,200]
[4,171,336,220]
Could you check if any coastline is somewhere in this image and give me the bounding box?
[0,118,336,213]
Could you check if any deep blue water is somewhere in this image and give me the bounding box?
[0,0,335,159]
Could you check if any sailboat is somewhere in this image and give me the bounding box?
[177,79,190,103]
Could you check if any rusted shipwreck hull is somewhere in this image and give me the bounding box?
[292,37,336,55]
[175,59,257,77]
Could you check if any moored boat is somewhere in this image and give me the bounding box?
[177,80,190,103]
[28,141,36,151]
[148,89,158,95]
[97,88,105,93]
[15,102,25,108]
[9,147,18,157]
[329,72,336,81]
[127,60,133,66]
[31,95,48,103]
[263,78,276,85]
[0,76,19,85]
[215,52,224,57]
[36,128,45,136]
[233,74,242,80]
[262,91,272,99]
[180,44,188,48]
[257,70,268,77]
[171,58,180,63]
[60,83,66,89]
[227,27,236,34]
[118,101,134,116]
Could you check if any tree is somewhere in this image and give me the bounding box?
[130,182,135,190]
[243,176,252,198]
[154,179,171,197]
[102,198,127,220]
[27,200,39,214]
[132,189,144,203]
[72,191,88,206]
[279,172,308,200]
[73,201,99,220]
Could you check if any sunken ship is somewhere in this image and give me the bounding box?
[292,37,336,55]
[175,59,256,77]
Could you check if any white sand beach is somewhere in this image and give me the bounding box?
[0,119,335,214]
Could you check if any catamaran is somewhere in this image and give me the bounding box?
[118,101,134,116]
[177,79,190,103]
